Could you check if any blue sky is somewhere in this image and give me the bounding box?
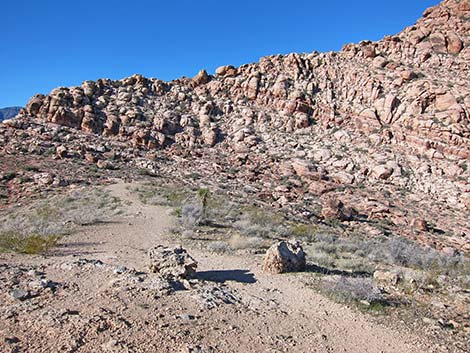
[1,0,439,108]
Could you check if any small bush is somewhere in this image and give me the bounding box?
[309,252,336,269]
[228,233,264,250]
[2,171,16,181]
[289,223,318,240]
[207,241,231,254]
[306,233,468,276]
[320,276,384,304]
[180,203,203,229]
[137,185,188,207]
[23,165,40,172]
[233,206,286,238]
[0,231,60,254]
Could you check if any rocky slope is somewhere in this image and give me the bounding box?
[0,106,21,121]
[1,0,469,252]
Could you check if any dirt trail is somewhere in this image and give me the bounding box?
[0,182,437,352]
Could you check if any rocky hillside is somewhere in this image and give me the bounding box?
[17,0,470,156]
[2,0,469,252]
[0,107,21,121]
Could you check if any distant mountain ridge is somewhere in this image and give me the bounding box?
[0,106,22,121]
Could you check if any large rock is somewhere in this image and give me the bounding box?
[362,44,377,58]
[372,56,388,68]
[321,197,356,221]
[148,245,197,279]
[373,270,401,286]
[435,92,458,111]
[215,65,237,77]
[446,32,463,54]
[371,165,394,180]
[192,69,211,87]
[263,241,306,274]
[291,159,315,178]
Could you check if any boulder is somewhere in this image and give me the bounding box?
[26,95,45,115]
[215,65,237,77]
[33,172,54,186]
[411,218,429,232]
[371,165,394,180]
[148,245,197,279]
[308,181,337,195]
[435,92,458,111]
[372,56,388,68]
[321,197,356,221]
[247,75,260,99]
[362,44,377,58]
[96,160,115,170]
[10,289,31,301]
[291,159,315,178]
[192,70,211,87]
[201,127,218,146]
[331,171,355,185]
[373,270,401,286]
[400,70,417,81]
[263,241,306,274]
[55,145,68,159]
[429,32,447,52]
[446,32,463,54]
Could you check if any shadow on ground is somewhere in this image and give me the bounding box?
[196,269,257,284]
[305,263,371,278]
[49,242,104,257]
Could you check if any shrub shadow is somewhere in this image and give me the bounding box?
[305,263,371,278]
[48,242,104,257]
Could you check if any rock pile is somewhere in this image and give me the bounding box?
[148,245,198,279]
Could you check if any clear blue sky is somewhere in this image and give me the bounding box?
[1,0,439,108]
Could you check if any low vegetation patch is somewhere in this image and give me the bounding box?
[0,231,60,254]
[0,187,121,254]
[319,276,386,309]
[304,233,468,277]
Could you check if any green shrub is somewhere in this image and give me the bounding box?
[0,231,60,254]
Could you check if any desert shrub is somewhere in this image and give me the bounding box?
[308,236,374,274]
[306,232,468,276]
[384,238,467,275]
[0,187,121,253]
[320,276,384,304]
[387,237,418,267]
[204,193,238,224]
[0,231,60,254]
[309,252,336,269]
[23,165,40,172]
[228,233,264,250]
[233,206,287,238]
[181,229,195,239]
[288,223,318,241]
[207,241,231,254]
[136,184,188,207]
[2,171,17,181]
[179,203,203,229]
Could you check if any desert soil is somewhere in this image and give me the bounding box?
[0,182,442,352]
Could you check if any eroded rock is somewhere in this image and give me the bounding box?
[263,241,306,274]
[148,245,198,279]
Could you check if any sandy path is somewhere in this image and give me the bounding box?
[0,182,436,352]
